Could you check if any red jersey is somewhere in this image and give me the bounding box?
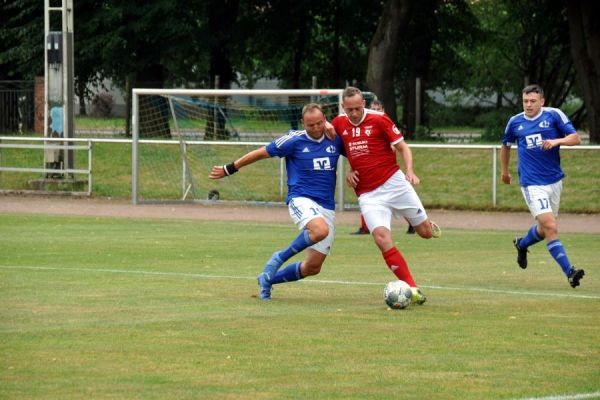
[332,109,404,196]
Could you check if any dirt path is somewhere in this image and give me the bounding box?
[1,194,598,234]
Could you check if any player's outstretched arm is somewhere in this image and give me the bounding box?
[500,144,512,184]
[394,141,420,185]
[541,132,581,150]
[209,147,271,180]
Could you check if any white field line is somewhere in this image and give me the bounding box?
[1,265,599,300]
[514,391,600,400]
[2,265,598,398]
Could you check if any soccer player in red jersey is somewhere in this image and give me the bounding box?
[332,87,440,304]
[351,99,415,236]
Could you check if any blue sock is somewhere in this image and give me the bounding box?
[547,239,572,276]
[271,261,303,284]
[519,224,544,249]
[277,230,314,262]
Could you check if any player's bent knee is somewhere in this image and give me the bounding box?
[540,221,558,237]
[302,263,322,277]
[314,227,329,242]
[308,221,329,242]
[414,222,433,239]
[418,231,433,239]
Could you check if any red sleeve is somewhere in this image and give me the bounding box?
[379,113,404,144]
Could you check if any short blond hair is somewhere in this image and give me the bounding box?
[342,86,363,101]
[301,103,324,117]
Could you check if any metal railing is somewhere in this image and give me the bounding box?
[0,136,93,195]
[1,136,598,208]
[0,81,35,134]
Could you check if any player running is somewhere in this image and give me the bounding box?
[332,86,440,305]
[209,103,341,300]
[501,84,584,288]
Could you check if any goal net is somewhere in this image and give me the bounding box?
[132,89,343,205]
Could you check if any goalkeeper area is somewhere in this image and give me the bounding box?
[132,89,343,204]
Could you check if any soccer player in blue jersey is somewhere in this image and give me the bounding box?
[501,84,584,288]
[209,103,341,300]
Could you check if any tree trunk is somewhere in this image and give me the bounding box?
[125,76,131,137]
[76,79,87,116]
[136,64,170,138]
[205,0,240,140]
[401,0,437,137]
[567,0,600,143]
[366,0,412,124]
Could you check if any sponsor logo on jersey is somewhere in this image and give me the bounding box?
[349,140,369,156]
[518,125,524,130]
[392,125,401,135]
[325,145,336,153]
[302,147,310,153]
[342,129,348,136]
[313,157,332,170]
[539,120,550,128]
[525,133,543,149]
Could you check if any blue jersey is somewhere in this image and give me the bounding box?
[266,130,341,210]
[502,107,576,186]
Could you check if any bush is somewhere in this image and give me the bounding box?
[414,125,444,142]
[476,108,514,142]
[427,101,490,127]
[90,92,114,117]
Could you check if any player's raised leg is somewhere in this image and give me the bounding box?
[263,229,315,281]
[413,219,442,239]
[270,248,327,284]
[536,213,585,288]
[513,224,543,269]
[258,229,316,300]
[371,226,426,305]
[257,203,332,300]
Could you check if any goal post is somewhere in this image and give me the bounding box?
[131,89,344,205]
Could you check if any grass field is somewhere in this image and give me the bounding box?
[1,213,598,399]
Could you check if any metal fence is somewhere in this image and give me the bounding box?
[0,81,35,133]
[1,137,598,212]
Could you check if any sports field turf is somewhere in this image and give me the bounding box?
[1,214,598,399]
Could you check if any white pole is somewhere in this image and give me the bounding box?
[88,140,92,196]
[492,146,497,207]
[132,92,139,204]
[43,0,49,140]
[280,157,285,201]
[415,77,421,128]
[337,91,345,211]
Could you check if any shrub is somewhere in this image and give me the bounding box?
[476,108,514,142]
[90,92,114,117]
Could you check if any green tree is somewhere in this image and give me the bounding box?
[367,0,479,136]
[73,0,106,115]
[567,0,600,143]
[0,0,44,80]
[456,0,577,111]
[366,0,412,125]
[237,0,380,89]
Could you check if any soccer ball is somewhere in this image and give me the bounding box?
[384,280,412,309]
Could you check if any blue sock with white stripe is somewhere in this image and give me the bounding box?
[547,239,573,276]
[271,261,303,284]
[277,230,314,262]
[519,224,544,249]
